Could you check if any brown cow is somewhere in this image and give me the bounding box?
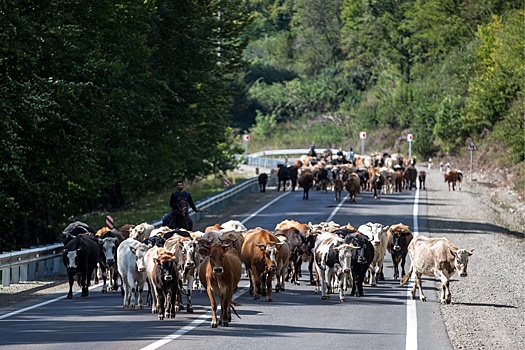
[418,170,426,190]
[444,169,459,191]
[394,169,404,192]
[344,173,361,202]
[333,173,344,201]
[401,235,473,304]
[241,228,284,301]
[145,247,179,320]
[298,170,314,200]
[387,223,413,280]
[274,227,308,286]
[205,224,224,232]
[199,242,242,327]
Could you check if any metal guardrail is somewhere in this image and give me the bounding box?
[0,170,278,288]
[0,244,65,287]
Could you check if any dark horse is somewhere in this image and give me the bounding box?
[166,199,191,230]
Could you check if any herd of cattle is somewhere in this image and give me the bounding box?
[61,217,473,327]
[259,151,464,201]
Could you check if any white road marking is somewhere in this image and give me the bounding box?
[241,191,291,225]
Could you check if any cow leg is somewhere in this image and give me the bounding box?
[415,272,426,301]
[220,295,230,327]
[156,287,166,320]
[400,255,407,278]
[81,272,89,297]
[206,283,218,327]
[137,281,145,309]
[67,273,75,299]
[265,272,273,302]
[438,271,452,304]
[338,272,346,302]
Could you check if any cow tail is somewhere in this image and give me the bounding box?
[400,266,413,286]
[230,302,241,319]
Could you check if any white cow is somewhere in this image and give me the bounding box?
[401,235,473,304]
[129,222,155,242]
[220,220,247,234]
[117,238,150,309]
[358,222,389,287]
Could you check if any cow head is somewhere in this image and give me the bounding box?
[181,240,197,269]
[334,243,359,273]
[63,247,82,272]
[129,244,149,272]
[390,224,412,251]
[256,242,283,272]
[102,237,118,266]
[349,236,371,265]
[154,251,177,281]
[208,242,232,274]
[451,248,474,277]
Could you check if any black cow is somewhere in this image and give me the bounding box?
[370,172,385,199]
[344,233,374,297]
[298,172,314,199]
[147,249,179,320]
[63,234,107,299]
[403,166,418,190]
[274,227,308,285]
[143,235,166,247]
[61,221,95,245]
[315,168,329,192]
[418,170,427,190]
[387,224,413,280]
[277,164,298,191]
[258,173,269,192]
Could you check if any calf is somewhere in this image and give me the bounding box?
[387,223,413,280]
[62,234,107,299]
[358,222,389,286]
[333,174,344,201]
[241,228,284,301]
[394,169,404,192]
[145,247,179,320]
[199,242,242,327]
[401,235,473,304]
[344,233,374,297]
[101,229,125,291]
[444,169,459,191]
[298,171,314,200]
[370,172,385,199]
[117,238,150,309]
[258,173,268,192]
[274,227,308,286]
[418,170,426,190]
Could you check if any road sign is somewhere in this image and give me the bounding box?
[224,178,230,188]
[466,140,478,151]
[359,131,367,139]
[407,134,413,142]
[242,134,250,142]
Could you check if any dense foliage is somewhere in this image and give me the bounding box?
[240,0,524,162]
[0,0,248,249]
[1,0,523,250]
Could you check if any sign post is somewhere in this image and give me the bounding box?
[466,140,478,181]
[242,134,250,156]
[359,131,367,155]
[407,134,413,158]
[106,215,114,229]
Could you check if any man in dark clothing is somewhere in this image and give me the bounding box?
[162,180,200,230]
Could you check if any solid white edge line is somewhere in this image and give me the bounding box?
[406,188,420,350]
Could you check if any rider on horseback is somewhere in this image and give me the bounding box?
[162,180,200,230]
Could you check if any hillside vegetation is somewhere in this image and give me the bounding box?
[0,0,522,250]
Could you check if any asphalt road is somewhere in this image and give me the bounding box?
[0,182,453,350]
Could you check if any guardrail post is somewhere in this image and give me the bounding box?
[11,265,20,283]
[37,260,45,278]
[28,261,36,280]
[2,268,10,288]
[20,264,28,282]
[44,259,53,277]
[52,257,62,274]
